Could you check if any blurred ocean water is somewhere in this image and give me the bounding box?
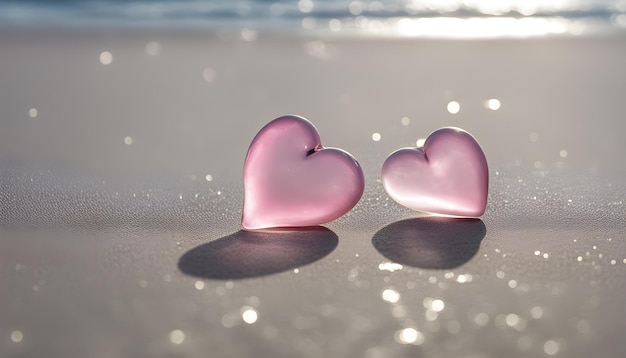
[1,0,626,36]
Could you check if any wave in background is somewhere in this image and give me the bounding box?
[1,0,626,37]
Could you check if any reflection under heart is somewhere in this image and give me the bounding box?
[178,227,338,279]
[372,218,486,269]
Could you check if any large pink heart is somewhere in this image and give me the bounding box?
[381,127,488,217]
[242,115,365,230]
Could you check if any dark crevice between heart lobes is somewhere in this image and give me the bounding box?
[306,144,324,157]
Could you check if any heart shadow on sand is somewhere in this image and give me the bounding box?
[178,226,338,279]
[372,217,486,269]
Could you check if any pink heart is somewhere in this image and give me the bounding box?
[381,127,488,217]
[243,115,365,230]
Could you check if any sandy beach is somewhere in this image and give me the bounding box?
[2,26,626,357]
[3,28,626,178]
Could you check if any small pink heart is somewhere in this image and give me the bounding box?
[382,127,488,217]
[243,115,365,230]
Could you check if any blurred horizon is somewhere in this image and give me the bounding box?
[1,0,626,38]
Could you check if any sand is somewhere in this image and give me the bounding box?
[1,27,626,357]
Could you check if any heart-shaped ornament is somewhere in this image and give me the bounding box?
[381,127,488,217]
[243,115,365,230]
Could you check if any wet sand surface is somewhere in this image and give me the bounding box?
[1,28,626,357]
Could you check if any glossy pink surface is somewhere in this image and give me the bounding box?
[382,127,489,217]
[242,115,365,230]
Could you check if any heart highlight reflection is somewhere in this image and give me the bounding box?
[372,218,486,269]
[178,227,338,279]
